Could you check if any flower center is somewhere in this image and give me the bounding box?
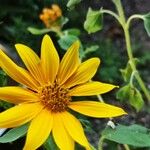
[39,81,71,112]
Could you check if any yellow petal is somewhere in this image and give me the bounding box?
[69,101,127,118]
[64,58,100,88]
[69,81,118,96]
[41,35,59,83]
[52,113,74,150]
[0,50,39,91]
[0,86,39,104]
[0,102,43,128]
[57,41,80,85]
[61,112,90,149]
[15,44,44,84]
[23,108,53,150]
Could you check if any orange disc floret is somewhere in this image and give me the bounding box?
[0,34,126,150]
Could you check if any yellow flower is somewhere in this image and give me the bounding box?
[0,35,126,150]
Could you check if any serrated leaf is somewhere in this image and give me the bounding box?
[84,8,103,34]
[101,124,150,147]
[27,27,54,35]
[120,58,139,82]
[117,84,144,112]
[67,0,81,10]
[0,124,28,143]
[116,84,130,102]
[129,87,144,112]
[143,12,150,37]
[120,67,132,83]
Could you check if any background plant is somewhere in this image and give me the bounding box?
[0,0,150,150]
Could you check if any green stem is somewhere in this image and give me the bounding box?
[112,0,126,25]
[51,27,64,37]
[129,71,137,88]
[113,0,150,101]
[123,144,130,150]
[96,94,104,102]
[100,9,120,23]
[126,14,144,29]
[135,72,150,101]
[123,24,150,101]
[98,136,105,150]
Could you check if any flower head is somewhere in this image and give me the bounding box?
[39,4,62,28]
[0,35,126,150]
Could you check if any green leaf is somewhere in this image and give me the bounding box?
[101,124,150,147]
[117,84,144,112]
[0,70,7,86]
[43,135,59,150]
[0,124,28,143]
[58,34,84,59]
[120,66,132,83]
[79,118,93,133]
[84,8,103,34]
[81,45,99,59]
[84,45,99,55]
[27,27,54,35]
[116,84,130,102]
[63,28,80,36]
[143,12,150,36]
[129,87,144,112]
[58,34,79,50]
[67,0,81,10]
[120,58,139,82]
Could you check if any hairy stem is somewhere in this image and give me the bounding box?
[98,136,105,150]
[113,0,150,101]
[123,27,150,101]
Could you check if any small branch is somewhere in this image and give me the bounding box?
[100,9,121,24]
[123,27,150,101]
[129,70,138,88]
[96,94,104,102]
[112,0,126,25]
[126,14,144,29]
[112,0,150,101]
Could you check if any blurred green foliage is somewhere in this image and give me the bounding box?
[0,70,12,110]
[0,0,150,150]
